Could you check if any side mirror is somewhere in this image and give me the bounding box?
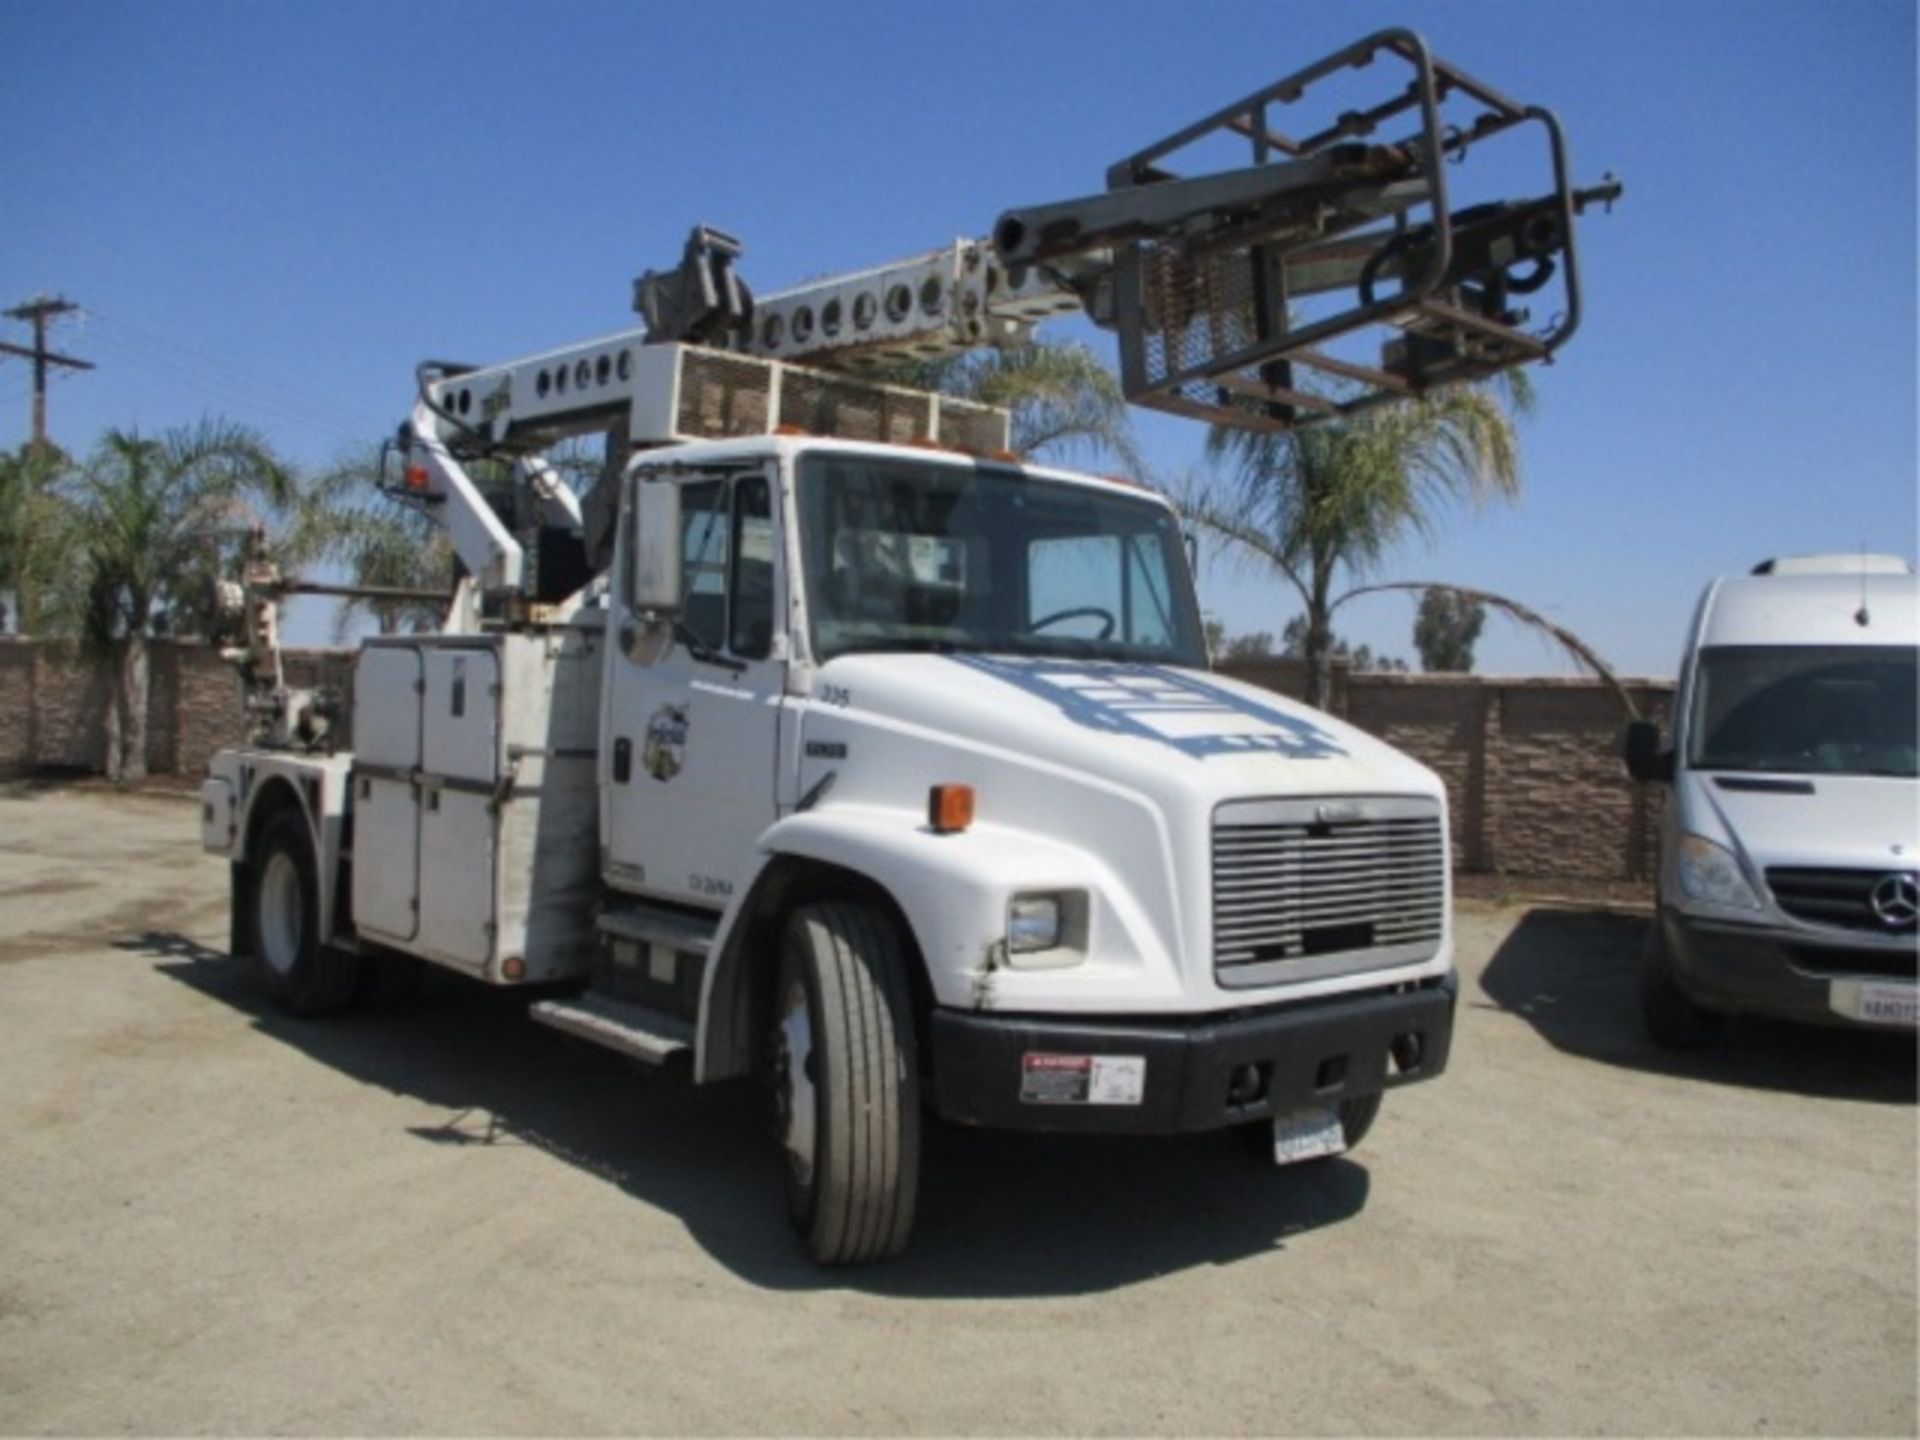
[629,475,682,616]
[1622,719,1674,784]
[622,475,681,665]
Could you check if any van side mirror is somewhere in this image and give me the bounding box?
[1622,720,1674,784]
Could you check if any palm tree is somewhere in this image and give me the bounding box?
[1188,381,1526,708]
[882,341,1142,473]
[48,421,293,781]
[302,446,457,638]
[0,442,75,635]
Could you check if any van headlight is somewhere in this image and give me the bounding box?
[1676,834,1763,911]
[1008,894,1064,953]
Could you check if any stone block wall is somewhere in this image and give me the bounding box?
[0,638,341,781]
[2,637,1672,884]
[1224,662,1675,883]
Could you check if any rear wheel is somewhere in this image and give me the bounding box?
[1640,919,1723,1050]
[768,901,921,1265]
[250,810,359,1017]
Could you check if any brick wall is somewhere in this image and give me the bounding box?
[0,638,339,781]
[1,638,1670,885]
[1222,660,1674,883]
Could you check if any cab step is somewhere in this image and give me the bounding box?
[596,902,716,956]
[528,992,693,1066]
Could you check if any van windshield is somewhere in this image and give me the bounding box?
[1688,645,1918,777]
[797,453,1206,666]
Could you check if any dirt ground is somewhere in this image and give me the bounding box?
[0,783,1913,1436]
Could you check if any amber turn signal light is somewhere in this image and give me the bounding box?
[928,784,975,834]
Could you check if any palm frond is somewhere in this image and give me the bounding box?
[1341,580,1639,719]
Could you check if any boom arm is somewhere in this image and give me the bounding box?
[401,28,1617,600]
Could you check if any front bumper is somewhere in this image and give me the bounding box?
[929,975,1456,1134]
[1663,908,1919,1028]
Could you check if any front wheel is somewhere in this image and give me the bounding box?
[768,901,921,1265]
[249,810,359,1017]
[1639,919,1723,1050]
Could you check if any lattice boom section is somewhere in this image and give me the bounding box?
[677,350,775,439]
[673,346,1008,451]
[780,370,932,444]
[1125,242,1303,429]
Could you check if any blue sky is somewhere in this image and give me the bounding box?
[2,0,1913,674]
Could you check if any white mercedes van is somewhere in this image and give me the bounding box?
[1623,554,1918,1047]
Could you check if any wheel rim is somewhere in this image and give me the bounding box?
[771,977,817,1190]
[258,851,303,978]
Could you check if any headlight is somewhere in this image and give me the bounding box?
[1008,894,1063,953]
[1676,834,1763,911]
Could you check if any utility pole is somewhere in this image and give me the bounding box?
[0,296,94,454]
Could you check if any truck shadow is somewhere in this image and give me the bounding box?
[133,931,1370,1297]
[1477,907,1916,1104]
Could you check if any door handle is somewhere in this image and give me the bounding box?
[613,737,632,784]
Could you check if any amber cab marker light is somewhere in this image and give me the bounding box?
[928,784,975,834]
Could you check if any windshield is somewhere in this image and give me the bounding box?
[797,453,1206,666]
[1688,645,1918,777]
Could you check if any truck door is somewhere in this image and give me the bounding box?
[602,470,783,910]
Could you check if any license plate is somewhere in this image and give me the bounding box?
[1270,1105,1346,1165]
[1834,980,1920,1027]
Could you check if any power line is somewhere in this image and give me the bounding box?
[81,325,372,453]
[0,295,93,453]
[80,312,385,453]
[82,309,388,444]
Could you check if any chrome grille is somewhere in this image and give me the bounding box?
[1213,796,1446,988]
[1767,868,1918,934]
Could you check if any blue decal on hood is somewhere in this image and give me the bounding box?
[953,655,1347,761]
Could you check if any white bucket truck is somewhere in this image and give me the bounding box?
[200,31,1618,1261]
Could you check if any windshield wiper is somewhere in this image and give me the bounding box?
[829,636,973,657]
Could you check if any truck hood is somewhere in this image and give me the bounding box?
[1695,773,1920,872]
[811,652,1442,806]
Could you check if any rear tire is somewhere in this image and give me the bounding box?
[768,901,921,1265]
[250,810,359,1017]
[1640,919,1723,1050]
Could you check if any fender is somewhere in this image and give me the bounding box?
[693,803,1151,1083]
[217,751,354,949]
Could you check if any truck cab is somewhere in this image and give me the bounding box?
[603,432,1458,1142]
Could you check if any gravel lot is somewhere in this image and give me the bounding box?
[1,783,1913,1435]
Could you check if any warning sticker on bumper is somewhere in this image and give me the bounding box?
[1020,1053,1147,1105]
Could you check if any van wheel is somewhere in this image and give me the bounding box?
[1640,920,1722,1050]
[250,810,359,1017]
[768,901,921,1265]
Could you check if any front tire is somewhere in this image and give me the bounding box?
[250,810,359,1017]
[1640,918,1723,1050]
[768,901,921,1265]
